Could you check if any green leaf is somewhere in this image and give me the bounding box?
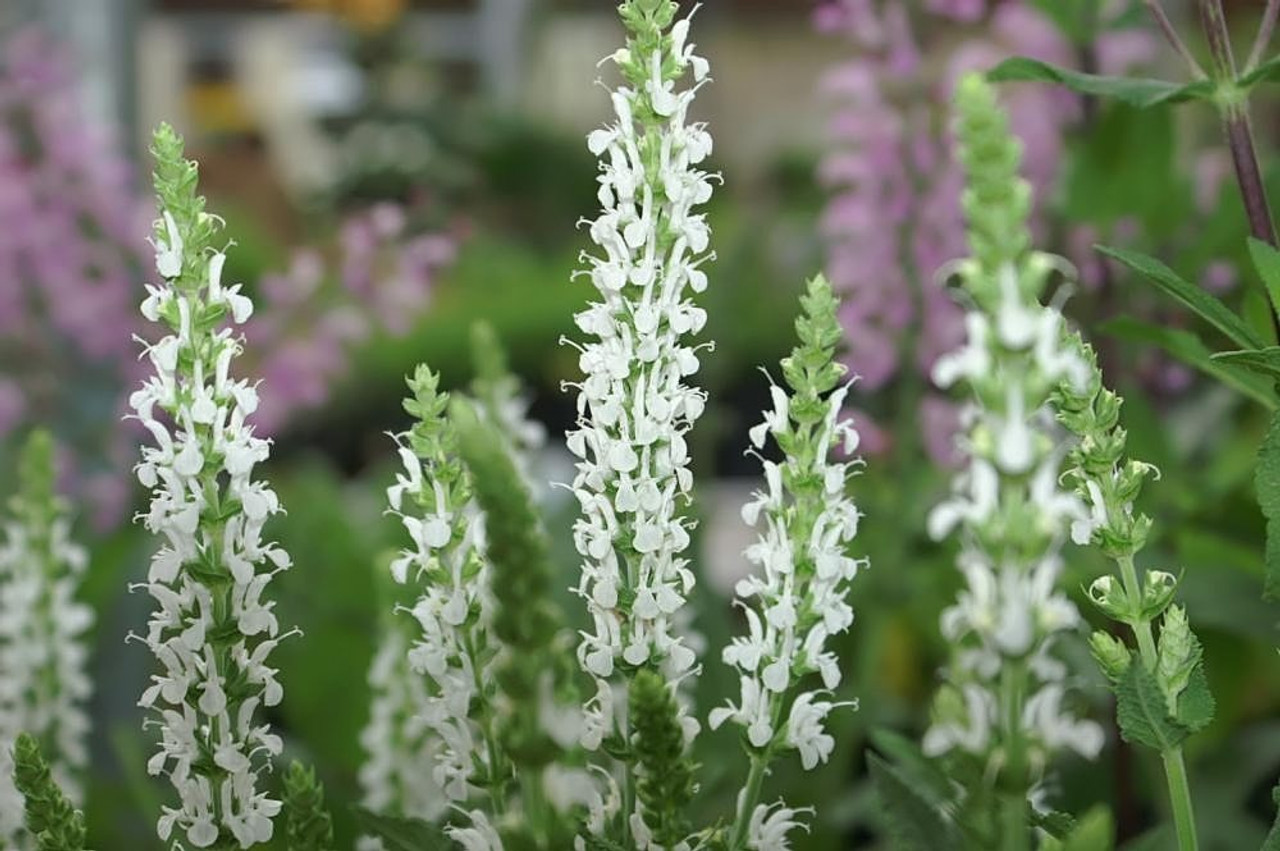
[867,729,955,808]
[1115,662,1188,752]
[1100,317,1275,408]
[1240,54,1280,88]
[867,753,963,851]
[1248,238,1280,321]
[1060,105,1185,231]
[1044,807,1115,851]
[987,57,1214,107]
[1176,661,1216,733]
[349,807,450,851]
[1210,347,1280,381]
[1257,411,1280,601]
[1030,809,1077,841]
[1098,245,1264,349]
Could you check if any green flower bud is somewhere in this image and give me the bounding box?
[629,669,697,848]
[1156,605,1201,714]
[1086,575,1132,622]
[283,762,335,851]
[11,733,87,851]
[1139,570,1179,621]
[1089,631,1132,684]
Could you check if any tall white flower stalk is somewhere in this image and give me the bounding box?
[382,366,502,814]
[129,125,292,850]
[0,431,93,850]
[710,276,863,850]
[567,0,712,765]
[923,76,1102,845]
[360,325,546,845]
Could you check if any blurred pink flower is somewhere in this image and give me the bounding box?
[0,28,458,528]
[815,1,1155,464]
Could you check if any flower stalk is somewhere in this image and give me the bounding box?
[923,74,1103,848]
[711,275,862,851]
[0,431,93,851]
[1055,339,1210,851]
[130,124,293,850]
[566,0,714,842]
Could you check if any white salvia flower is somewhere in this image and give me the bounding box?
[445,810,504,851]
[745,801,813,851]
[925,266,1102,783]
[0,434,93,850]
[712,275,861,844]
[566,2,715,748]
[381,368,497,813]
[362,355,550,840]
[131,129,292,850]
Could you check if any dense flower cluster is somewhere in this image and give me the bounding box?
[710,276,863,848]
[129,126,292,849]
[0,432,93,850]
[566,0,714,744]
[813,0,1155,462]
[923,76,1102,791]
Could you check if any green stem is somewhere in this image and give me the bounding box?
[462,632,506,819]
[1115,556,1199,851]
[1162,747,1199,851]
[1117,556,1158,666]
[997,662,1029,851]
[727,753,769,851]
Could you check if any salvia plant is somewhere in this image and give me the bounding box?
[9,0,1280,849]
[128,124,295,849]
[0,431,92,851]
[900,73,1103,850]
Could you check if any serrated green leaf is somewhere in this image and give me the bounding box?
[1030,808,1077,841]
[1116,662,1188,752]
[349,807,451,851]
[1098,245,1264,349]
[1100,316,1275,408]
[987,57,1213,107]
[867,753,963,851]
[1249,238,1280,321]
[1257,411,1280,601]
[1176,661,1216,733]
[1240,54,1280,88]
[1049,806,1115,851]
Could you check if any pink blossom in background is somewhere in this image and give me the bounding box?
[0,28,458,528]
[815,0,1155,467]
[245,203,457,435]
[0,28,150,527]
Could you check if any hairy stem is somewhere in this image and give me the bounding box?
[1247,0,1280,71]
[1145,0,1208,77]
[1196,0,1280,336]
[1163,748,1200,851]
